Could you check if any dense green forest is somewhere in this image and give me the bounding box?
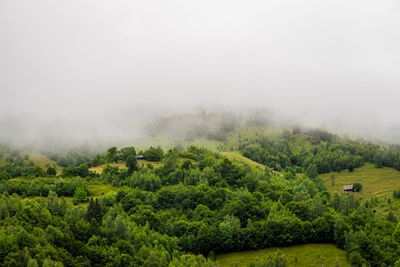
[2,128,400,266]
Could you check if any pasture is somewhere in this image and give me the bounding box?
[28,152,63,174]
[90,161,163,174]
[90,163,128,174]
[217,243,349,267]
[320,163,400,200]
[221,152,264,170]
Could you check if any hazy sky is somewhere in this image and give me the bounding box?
[1,0,400,144]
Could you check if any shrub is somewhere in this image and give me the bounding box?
[73,187,88,204]
[353,183,363,192]
[394,188,400,199]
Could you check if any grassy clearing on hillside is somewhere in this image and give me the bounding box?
[26,183,117,207]
[217,244,349,267]
[28,152,56,167]
[138,160,163,168]
[320,163,400,200]
[221,152,264,170]
[90,163,128,174]
[28,152,63,174]
[90,161,163,174]
[0,151,63,174]
[87,184,115,197]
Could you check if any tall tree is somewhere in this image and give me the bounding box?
[126,154,138,174]
[306,164,318,179]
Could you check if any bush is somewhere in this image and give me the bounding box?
[353,183,363,192]
[47,166,57,176]
[73,187,88,204]
[394,188,400,199]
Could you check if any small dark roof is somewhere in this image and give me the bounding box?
[344,185,354,190]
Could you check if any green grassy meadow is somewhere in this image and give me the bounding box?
[90,160,163,174]
[217,243,349,267]
[320,163,400,200]
[90,162,128,174]
[28,152,63,174]
[220,152,264,170]
[87,183,115,197]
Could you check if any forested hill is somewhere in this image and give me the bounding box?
[1,127,400,266]
[236,127,400,173]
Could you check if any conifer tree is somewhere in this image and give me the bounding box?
[94,198,102,224]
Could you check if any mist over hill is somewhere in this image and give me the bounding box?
[1,0,400,149]
[1,105,400,154]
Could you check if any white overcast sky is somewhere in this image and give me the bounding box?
[1,0,400,143]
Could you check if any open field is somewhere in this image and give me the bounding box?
[90,163,128,174]
[26,183,117,208]
[28,152,63,174]
[88,183,115,197]
[90,161,163,174]
[217,243,349,267]
[221,152,264,170]
[320,163,400,200]
[0,151,63,174]
[28,152,56,167]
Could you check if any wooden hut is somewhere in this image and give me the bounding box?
[344,185,354,193]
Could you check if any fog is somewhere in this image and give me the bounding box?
[1,0,400,149]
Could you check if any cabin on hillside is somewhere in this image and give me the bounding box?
[344,185,354,193]
[136,154,146,160]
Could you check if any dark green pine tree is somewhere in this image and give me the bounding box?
[86,198,95,222]
[87,198,103,224]
[94,198,103,224]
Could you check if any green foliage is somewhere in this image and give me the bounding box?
[73,187,88,203]
[106,146,120,163]
[394,188,400,199]
[163,152,179,172]
[353,183,362,192]
[47,166,57,176]
[54,151,91,167]
[3,131,400,266]
[144,147,164,162]
[393,223,400,243]
[305,164,318,179]
[120,146,136,161]
[387,211,397,223]
[27,258,39,267]
[0,177,87,197]
[126,154,138,174]
[87,198,103,224]
[126,171,161,192]
[62,163,92,177]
